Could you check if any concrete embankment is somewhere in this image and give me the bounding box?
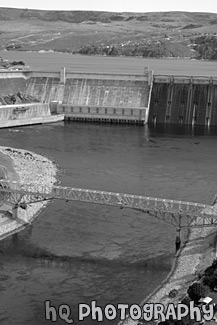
[0,102,64,128]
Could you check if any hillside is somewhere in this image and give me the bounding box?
[0,8,217,59]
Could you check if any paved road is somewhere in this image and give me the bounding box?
[0,149,20,234]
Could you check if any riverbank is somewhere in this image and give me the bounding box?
[144,223,217,305]
[0,146,57,237]
[120,216,217,325]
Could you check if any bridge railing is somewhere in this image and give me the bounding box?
[1,180,217,218]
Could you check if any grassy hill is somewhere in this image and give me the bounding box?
[0,8,217,59]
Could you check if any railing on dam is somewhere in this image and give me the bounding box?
[153,75,217,85]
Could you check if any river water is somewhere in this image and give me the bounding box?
[1,50,217,76]
[0,122,217,325]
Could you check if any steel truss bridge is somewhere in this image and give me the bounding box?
[1,179,217,241]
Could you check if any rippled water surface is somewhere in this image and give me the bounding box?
[0,122,217,325]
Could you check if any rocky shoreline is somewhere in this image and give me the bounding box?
[0,146,57,236]
[120,213,217,325]
[144,224,217,306]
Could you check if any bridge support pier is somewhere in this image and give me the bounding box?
[12,204,19,243]
[175,215,182,252]
[175,228,181,252]
[12,204,18,220]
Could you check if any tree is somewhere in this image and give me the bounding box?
[211,258,217,268]
[203,274,217,290]
[187,282,207,303]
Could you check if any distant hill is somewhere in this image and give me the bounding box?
[0,7,217,59]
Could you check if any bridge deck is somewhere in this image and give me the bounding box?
[0,180,217,241]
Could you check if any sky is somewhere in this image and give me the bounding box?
[0,0,217,13]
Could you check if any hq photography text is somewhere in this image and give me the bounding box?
[44,300,215,323]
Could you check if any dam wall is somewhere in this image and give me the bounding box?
[149,75,217,126]
[2,69,217,126]
[25,69,153,124]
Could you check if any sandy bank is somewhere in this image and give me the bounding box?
[0,146,57,237]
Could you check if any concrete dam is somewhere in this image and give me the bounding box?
[26,69,152,124]
[149,75,217,126]
[0,69,217,126]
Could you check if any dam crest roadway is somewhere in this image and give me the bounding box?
[0,180,217,246]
